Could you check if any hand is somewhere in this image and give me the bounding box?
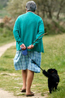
[27,44,34,49]
[20,44,26,50]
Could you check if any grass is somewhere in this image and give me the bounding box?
[0,34,65,98]
[0,27,15,46]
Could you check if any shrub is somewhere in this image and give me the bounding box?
[44,20,65,35]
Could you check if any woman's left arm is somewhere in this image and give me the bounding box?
[33,18,45,46]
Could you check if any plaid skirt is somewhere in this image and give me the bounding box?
[13,51,41,73]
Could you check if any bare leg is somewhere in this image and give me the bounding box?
[26,70,34,95]
[22,70,27,90]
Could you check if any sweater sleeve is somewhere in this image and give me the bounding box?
[13,17,23,46]
[33,18,45,46]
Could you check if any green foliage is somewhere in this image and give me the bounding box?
[44,20,65,35]
[0,0,9,9]
[0,9,10,18]
[7,0,65,19]
[0,34,65,97]
[0,4,3,9]
[7,0,28,18]
[0,23,4,28]
[7,0,65,35]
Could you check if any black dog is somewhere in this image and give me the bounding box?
[43,68,60,93]
[31,60,60,93]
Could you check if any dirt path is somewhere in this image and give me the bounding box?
[0,42,16,57]
[0,42,48,98]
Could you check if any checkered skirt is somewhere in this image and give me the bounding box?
[13,51,41,73]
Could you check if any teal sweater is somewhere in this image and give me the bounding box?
[13,12,45,52]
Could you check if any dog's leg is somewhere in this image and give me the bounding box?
[55,85,57,90]
[43,70,52,78]
[48,79,52,93]
[49,88,52,93]
[48,83,52,93]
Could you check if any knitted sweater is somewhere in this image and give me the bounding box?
[13,12,45,52]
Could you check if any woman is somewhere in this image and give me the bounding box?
[13,1,45,97]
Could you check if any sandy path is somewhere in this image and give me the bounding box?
[0,42,48,98]
[0,42,16,57]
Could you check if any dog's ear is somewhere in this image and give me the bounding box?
[53,69,58,74]
[48,68,58,74]
[47,69,52,74]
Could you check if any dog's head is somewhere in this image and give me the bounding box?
[47,68,59,83]
[47,68,58,74]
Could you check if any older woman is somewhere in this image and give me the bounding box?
[13,1,45,96]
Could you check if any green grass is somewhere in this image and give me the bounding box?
[0,27,15,46]
[0,34,65,97]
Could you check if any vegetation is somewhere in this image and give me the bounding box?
[0,0,65,97]
[6,0,65,35]
[7,0,65,20]
[0,0,65,39]
[0,34,65,98]
[44,20,65,35]
[0,0,9,9]
[0,9,10,18]
[0,27,15,46]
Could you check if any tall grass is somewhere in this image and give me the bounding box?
[0,34,65,98]
[0,27,15,46]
